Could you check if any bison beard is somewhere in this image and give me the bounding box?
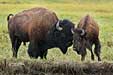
[7,7,75,59]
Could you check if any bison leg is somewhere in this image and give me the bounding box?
[10,34,21,58]
[90,49,94,60]
[12,39,21,58]
[37,42,48,59]
[94,39,101,61]
[60,47,68,54]
[89,46,94,61]
[81,54,86,61]
[81,48,87,61]
[86,41,94,61]
[28,42,39,58]
[11,38,16,57]
[43,50,48,59]
[9,33,21,58]
[40,50,48,59]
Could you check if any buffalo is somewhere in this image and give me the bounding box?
[7,7,75,59]
[72,14,101,61]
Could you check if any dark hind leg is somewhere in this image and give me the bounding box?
[94,39,101,61]
[10,34,21,58]
[89,46,94,61]
[10,37,16,57]
[90,48,94,60]
[12,39,21,58]
[86,41,94,60]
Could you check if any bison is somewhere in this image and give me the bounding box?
[72,15,101,61]
[7,7,75,59]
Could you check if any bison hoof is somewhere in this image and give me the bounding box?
[98,57,101,61]
[91,55,94,61]
[81,56,85,61]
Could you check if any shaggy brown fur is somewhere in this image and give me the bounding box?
[73,14,101,61]
[7,7,58,58]
[78,14,99,40]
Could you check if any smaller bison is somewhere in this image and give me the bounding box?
[72,15,101,61]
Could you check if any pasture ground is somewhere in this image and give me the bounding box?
[0,0,113,74]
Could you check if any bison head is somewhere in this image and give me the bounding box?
[56,19,75,53]
[72,28,86,55]
[46,19,75,54]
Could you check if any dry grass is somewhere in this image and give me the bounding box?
[0,59,112,75]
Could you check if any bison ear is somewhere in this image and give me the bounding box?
[56,20,63,31]
[71,25,76,34]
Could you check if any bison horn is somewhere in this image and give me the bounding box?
[71,28,74,34]
[80,29,85,36]
[56,21,63,31]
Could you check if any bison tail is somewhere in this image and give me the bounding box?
[7,14,14,21]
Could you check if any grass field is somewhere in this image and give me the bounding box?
[0,0,113,74]
[0,0,113,63]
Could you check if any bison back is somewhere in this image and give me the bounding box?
[8,7,58,42]
[78,15,99,40]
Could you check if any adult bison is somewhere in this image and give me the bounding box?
[7,7,75,59]
[72,15,101,61]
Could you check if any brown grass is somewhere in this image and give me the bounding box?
[0,59,113,75]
